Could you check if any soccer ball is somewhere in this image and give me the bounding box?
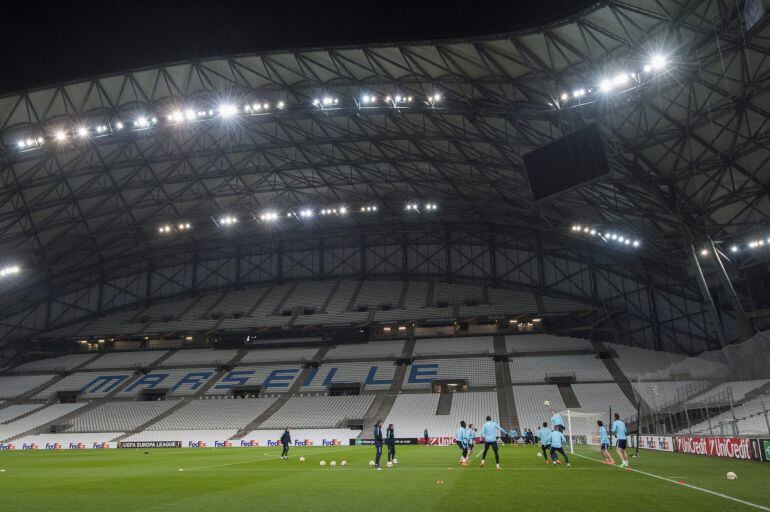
[368,460,375,467]
[330,461,337,467]
[299,457,305,462]
[319,460,326,467]
[537,452,542,457]
[726,472,737,481]
[341,460,347,467]
[386,461,393,468]
[544,400,550,406]
[392,458,398,464]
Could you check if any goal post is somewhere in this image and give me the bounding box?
[558,409,606,454]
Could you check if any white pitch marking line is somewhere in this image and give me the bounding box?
[572,452,770,512]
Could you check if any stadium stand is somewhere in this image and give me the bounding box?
[213,288,267,317]
[239,347,320,364]
[181,293,225,320]
[512,385,566,431]
[158,349,238,367]
[686,394,770,436]
[301,362,396,391]
[505,334,593,353]
[687,380,769,405]
[0,374,57,398]
[412,337,493,357]
[433,283,484,306]
[571,383,637,419]
[35,372,135,399]
[355,280,403,309]
[67,401,181,432]
[208,366,302,394]
[401,358,496,389]
[10,353,95,373]
[147,397,278,430]
[631,380,709,408]
[383,391,499,437]
[509,354,612,383]
[324,340,404,361]
[608,344,724,380]
[283,281,336,311]
[260,395,375,428]
[0,403,87,440]
[0,404,45,423]
[117,369,217,396]
[83,350,168,370]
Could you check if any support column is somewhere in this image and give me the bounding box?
[707,238,755,341]
[689,244,727,348]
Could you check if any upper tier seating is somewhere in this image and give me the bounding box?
[213,288,267,316]
[180,293,225,320]
[412,337,493,357]
[610,344,726,380]
[148,397,277,430]
[631,380,709,408]
[383,391,499,437]
[158,348,238,367]
[687,380,769,405]
[0,403,87,440]
[0,374,57,398]
[117,368,217,396]
[11,354,95,373]
[509,355,612,383]
[686,394,770,436]
[239,347,320,364]
[505,334,593,353]
[35,372,134,399]
[355,281,403,309]
[324,340,404,361]
[571,383,637,419]
[401,358,496,389]
[283,281,336,311]
[83,350,168,370]
[433,283,484,306]
[260,395,375,428]
[300,362,395,391]
[67,400,180,432]
[208,365,302,394]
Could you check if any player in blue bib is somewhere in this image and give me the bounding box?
[537,422,552,463]
[598,420,614,464]
[456,421,469,464]
[611,413,629,467]
[480,415,505,470]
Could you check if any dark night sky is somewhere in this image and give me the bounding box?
[1,0,590,94]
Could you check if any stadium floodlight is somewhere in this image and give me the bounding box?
[425,203,438,210]
[395,95,403,103]
[573,88,586,98]
[632,240,640,248]
[599,79,613,92]
[339,206,347,215]
[612,73,629,87]
[277,101,286,109]
[730,245,739,253]
[299,208,313,219]
[54,131,67,142]
[77,127,89,138]
[0,265,21,278]
[184,109,196,121]
[583,227,590,233]
[169,110,184,123]
[560,93,569,101]
[312,98,320,106]
[589,229,596,235]
[700,249,708,256]
[260,211,279,222]
[220,216,238,225]
[17,140,26,149]
[134,117,149,128]
[218,104,238,118]
[322,96,335,106]
[649,54,667,71]
[115,121,124,130]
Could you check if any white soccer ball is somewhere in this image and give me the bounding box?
[537,452,542,457]
[392,458,398,464]
[299,456,305,462]
[726,471,737,481]
[341,460,347,466]
[544,400,550,406]
[368,460,375,467]
[386,461,393,468]
[330,461,336,467]
[319,460,326,467]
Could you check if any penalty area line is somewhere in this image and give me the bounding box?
[571,452,770,512]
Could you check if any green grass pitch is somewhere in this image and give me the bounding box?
[1,445,768,511]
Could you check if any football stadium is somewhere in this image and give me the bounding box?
[1,1,770,511]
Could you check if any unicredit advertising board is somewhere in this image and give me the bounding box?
[674,436,756,460]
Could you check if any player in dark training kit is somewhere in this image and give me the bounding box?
[280,428,291,460]
[386,423,396,462]
[374,420,384,469]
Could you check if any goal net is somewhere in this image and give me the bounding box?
[557,409,606,454]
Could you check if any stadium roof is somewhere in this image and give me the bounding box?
[0,0,768,342]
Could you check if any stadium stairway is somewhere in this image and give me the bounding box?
[557,384,581,409]
[592,340,638,406]
[345,281,365,311]
[400,338,416,358]
[146,349,177,368]
[199,291,227,318]
[436,393,453,415]
[320,281,341,313]
[362,364,408,434]
[245,285,275,317]
[271,283,298,316]
[229,366,314,439]
[494,359,519,429]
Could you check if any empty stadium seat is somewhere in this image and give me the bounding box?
[260,395,374,428]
